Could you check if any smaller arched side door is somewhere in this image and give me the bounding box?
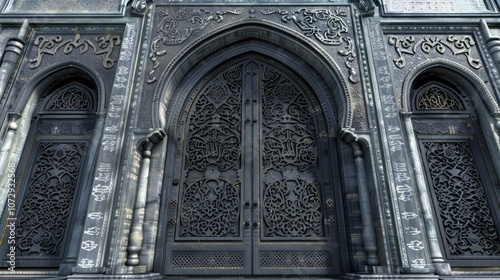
[410,79,500,267]
[0,79,98,268]
[162,54,345,276]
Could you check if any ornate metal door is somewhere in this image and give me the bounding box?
[165,55,341,276]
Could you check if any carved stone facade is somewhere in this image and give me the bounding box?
[0,0,498,279]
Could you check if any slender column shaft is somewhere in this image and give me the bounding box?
[127,141,154,266]
[0,19,28,102]
[403,115,451,275]
[352,141,379,266]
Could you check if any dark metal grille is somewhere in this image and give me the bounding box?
[416,85,465,110]
[412,120,471,134]
[179,65,243,238]
[259,251,332,268]
[422,141,500,256]
[44,84,93,111]
[171,251,245,268]
[37,119,96,134]
[16,142,86,257]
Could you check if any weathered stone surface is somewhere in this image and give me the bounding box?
[382,0,492,13]
[3,0,122,14]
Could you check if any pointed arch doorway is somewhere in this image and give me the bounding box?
[163,53,345,276]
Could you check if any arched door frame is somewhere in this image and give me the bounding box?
[0,63,106,273]
[152,22,352,133]
[400,60,500,272]
[153,26,353,275]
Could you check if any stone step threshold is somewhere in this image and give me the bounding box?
[0,273,499,279]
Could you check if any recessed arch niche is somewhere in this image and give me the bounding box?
[155,28,353,276]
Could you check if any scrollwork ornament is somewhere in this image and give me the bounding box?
[179,178,240,237]
[387,35,482,70]
[263,178,324,237]
[147,8,242,83]
[29,33,121,69]
[16,142,86,256]
[261,7,359,83]
[423,142,500,256]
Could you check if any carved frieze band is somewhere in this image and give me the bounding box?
[147,7,359,84]
[29,33,121,69]
[387,35,482,69]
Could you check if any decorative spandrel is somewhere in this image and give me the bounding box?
[422,141,500,257]
[261,65,324,239]
[179,65,243,238]
[16,142,86,257]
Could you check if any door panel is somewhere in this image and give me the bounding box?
[165,55,340,276]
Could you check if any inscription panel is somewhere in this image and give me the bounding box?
[382,0,493,13]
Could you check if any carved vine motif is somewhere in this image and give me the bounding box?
[261,8,359,83]
[29,33,121,69]
[45,85,93,111]
[387,35,482,69]
[263,178,324,237]
[186,66,242,173]
[147,8,242,83]
[16,142,86,256]
[180,178,240,237]
[179,65,242,238]
[261,65,324,238]
[423,142,500,256]
[262,66,317,172]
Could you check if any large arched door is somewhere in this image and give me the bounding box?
[164,54,343,276]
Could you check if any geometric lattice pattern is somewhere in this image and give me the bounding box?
[259,251,332,268]
[171,251,245,268]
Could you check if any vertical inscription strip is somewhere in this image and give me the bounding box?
[368,21,434,273]
[73,22,137,272]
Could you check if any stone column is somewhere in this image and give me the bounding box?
[341,130,379,266]
[127,130,165,270]
[0,19,29,102]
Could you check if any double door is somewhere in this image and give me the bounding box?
[165,55,342,276]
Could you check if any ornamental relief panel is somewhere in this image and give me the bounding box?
[27,31,122,70]
[142,4,368,130]
[379,27,496,111]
